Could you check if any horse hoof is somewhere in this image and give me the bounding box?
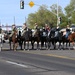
[14,50,16,51]
[27,50,29,51]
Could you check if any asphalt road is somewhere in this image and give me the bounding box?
[0,51,75,75]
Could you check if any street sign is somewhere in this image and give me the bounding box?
[29,1,34,7]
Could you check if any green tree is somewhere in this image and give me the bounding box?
[27,5,55,28]
[65,0,75,25]
[27,4,66,28]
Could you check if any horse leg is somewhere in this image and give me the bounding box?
[45,41,48,49]
[14,43,18,51]
[66,42,67,49]
[27,41,29,51]
[48,41,51,50]
[9,41,11,50]
[13,43,15,51]
[37,41,40,50]
[41,41,44,49]
[68,42,70,50]
[58,42,60,50]
[62,42,65,50]
[31,40,34,50]
[19,40,23,50]
[24,41,26,51]
[72,42,75,50]
[14,44,16,51]
[53,42,56,50]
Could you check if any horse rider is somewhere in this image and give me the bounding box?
[21,23,27,36]
[42,26,48,37]
[54,25,60,37]
[45,24,50,32]
[9,24,18,37]
[65,25,71,38]
[0,26,2,34]
[56,25,60,31]
[33,23,39,36]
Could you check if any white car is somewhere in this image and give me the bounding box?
[70,24,75,32]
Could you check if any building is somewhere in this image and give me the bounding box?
[1,25,22,32]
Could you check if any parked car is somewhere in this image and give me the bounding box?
[70,24,75,32]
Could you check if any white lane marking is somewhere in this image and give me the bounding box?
[6,61,28,68]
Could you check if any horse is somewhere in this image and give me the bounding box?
[68,32,75,49]
[53,30,63,50]
[47,28,57,50]
[61,31,71,49]
[31,28,40,50]
[47,28,63,50]
[9,30,19,51]
[40,28,48,49]
[18,28,32,50]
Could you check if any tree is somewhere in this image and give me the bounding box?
[65,0,75,25]
[50,4,63,15]
[27,5,57,28]
[27,4,66,28]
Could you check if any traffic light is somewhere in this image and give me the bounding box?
[58,17,62,24]
[20,0,24,9]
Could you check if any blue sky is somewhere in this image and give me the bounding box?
[0,0,70,25]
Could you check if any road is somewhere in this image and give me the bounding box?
[0,51,75,75]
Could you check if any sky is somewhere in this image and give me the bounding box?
[0,0,70,26]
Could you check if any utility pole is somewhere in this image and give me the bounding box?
[0,20,1,26]
[57,0,59,26]
[25,17,26,23]
[14,16,15,25]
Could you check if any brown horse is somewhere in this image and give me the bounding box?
[9,31,18,51]
[68,32,75,48]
